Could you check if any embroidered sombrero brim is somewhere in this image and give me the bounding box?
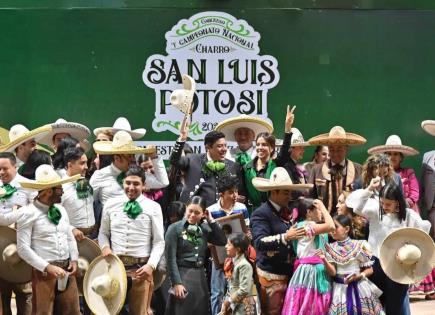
[368,144,419,156]
[0,227,32,283]
[39,122,90,146]
[93,127,146,140]
[252,177,313,192]
[422,120,435,136]
[0,125,52,153]
[215,115,273,141]
[93,141,155,155]
[84,254,127,315]
[291,141,310,147]
[308,132,366,146]
[19,174,81,190]
[380,228,435,285]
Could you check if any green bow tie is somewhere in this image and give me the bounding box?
[0,184,17,201]
[206,161,225,173]
[47,205,62,225]
[75,178,93,199]
[235,152,251,166]
[124,200,143,219]
[186,224,203,246]
[116,172,126,187]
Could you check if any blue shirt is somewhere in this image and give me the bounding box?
[207,200,250,226]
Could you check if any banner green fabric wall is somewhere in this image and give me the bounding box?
[0,2,433,173]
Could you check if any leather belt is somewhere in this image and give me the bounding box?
[118,255,149,266]
[78,225,96,236]
[49,259,70,269]
[178,260,204,269]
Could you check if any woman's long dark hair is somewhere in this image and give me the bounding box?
[20,150,52,179]
[295,197,316,222]
[333,214,354,239]
[52,137,79,170]
[379,182,407,222]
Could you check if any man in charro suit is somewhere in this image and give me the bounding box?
[169,119,242,207]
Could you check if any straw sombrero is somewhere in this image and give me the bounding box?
[170,74,196,115]
[0,226,32,283]
[94,117,146,140]
[308,126,366,146]
[76,238,102,295]
[0,124,52,153]
[290,127,310,147]
[93,130,155,155]
[19,164,81,190]
[83,254,127,315]
[252,167,313,192]
[368,135,419,156]
[215,114,273,142]
[380,227,435,285]
[38,118,90,146]
[422,120,435,136]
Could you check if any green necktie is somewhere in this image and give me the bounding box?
[0,184,17,201]
[116,172,126,187]
[47,205,62,225]
[124,200,143,219]
[75,178,93,199]
[205,161,225,173]
[235,152,251,166]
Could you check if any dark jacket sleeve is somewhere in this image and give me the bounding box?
[275,132,292,167]
[205,221,227,246]
[251,210,288,252]
[164,223,183,285]
[169,140,190,171]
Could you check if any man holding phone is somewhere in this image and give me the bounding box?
[250,167,313,315]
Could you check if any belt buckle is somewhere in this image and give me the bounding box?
[195,260,203,268]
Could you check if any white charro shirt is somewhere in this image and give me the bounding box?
[98,194,165,269]
[0,173,36,218]
[61,181,95,229]
[17,200,79,272]
[90,163,124,206]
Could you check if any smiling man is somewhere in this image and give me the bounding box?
[170,121,242,207]
[98,165,164,315]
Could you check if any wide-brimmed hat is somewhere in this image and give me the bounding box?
[84,254,127,315]
[76,238,102,295]
[39,118,90,146]
[290,127,310,147]
[170,74,196,115]
[252,167,313,192]
[380,227,435,285]
[93,130,155,155]
[93,117,146,140]
[368,135,419,156]
[308,126,366,146]
[422,120,435,136]
[19,164,81,190]
[0,227,32,283]
[215,115,273,142]
[0,124,52,153]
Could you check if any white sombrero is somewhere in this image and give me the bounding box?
[93,130,155,155]
[0,227,32,283]
[380,228,435,285]
[290,127,310,147]
[252,167,313,192]
[39,118,90,146]
[170,74,196,115]
[215,115,274,142]
[83,254,127,315]
[368,135,419,156]
[422,120,435,136]
[93,117,146,140]
[76,238,102,296]
[19,164,81,190]
[0,124,52,153]
[308,126,366,146]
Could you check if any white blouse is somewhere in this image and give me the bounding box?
[347,189,431,257]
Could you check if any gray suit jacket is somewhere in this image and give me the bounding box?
[421,150,435,210]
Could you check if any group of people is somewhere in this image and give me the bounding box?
[0,109,434,315]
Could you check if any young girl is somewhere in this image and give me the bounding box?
[281,198,336,315]
[347,179,431,314]
[220,234,256,315]
[321,215,384,315]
